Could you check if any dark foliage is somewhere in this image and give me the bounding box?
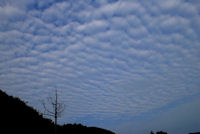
[189,133,200,134]
[150,131,167,134]
[156,131,167,134]
[0,89,115,134]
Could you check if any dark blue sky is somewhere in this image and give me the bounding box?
[0,0,200,134]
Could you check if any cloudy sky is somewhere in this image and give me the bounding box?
[0,0,200,134]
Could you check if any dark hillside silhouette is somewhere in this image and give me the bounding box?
[0,89,115,134]
[59,124,115,134]
[0,89,54,134]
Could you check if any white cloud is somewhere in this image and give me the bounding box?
[41,1,71,25]
[0,5,25,20]
[94,1,145,18]
[158,0,181,10]
[77,20,108,35]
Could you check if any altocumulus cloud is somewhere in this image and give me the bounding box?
[0,0,200,133]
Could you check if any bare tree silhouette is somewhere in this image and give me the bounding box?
[42,89,65,134]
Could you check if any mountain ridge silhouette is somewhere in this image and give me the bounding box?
[0,89,115,134]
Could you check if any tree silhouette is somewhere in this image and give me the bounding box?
[42,89,65,134]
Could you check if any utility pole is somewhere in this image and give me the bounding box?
[42,89,65,134]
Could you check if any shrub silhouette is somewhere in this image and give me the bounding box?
[156,131,167,134]
[150,131,167,134]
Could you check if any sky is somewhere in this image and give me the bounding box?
[0,0,200,134]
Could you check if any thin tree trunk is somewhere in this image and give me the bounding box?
[42,89,65,134]
[55,89,58,134]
